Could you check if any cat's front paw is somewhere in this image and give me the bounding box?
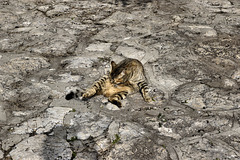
[81,89,96,100]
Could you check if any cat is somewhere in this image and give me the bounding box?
[66,58,152,107]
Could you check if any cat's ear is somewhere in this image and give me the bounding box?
[110,61,117,71]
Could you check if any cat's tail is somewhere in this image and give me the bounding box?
[65,89,81,100]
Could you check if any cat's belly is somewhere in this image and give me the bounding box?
[102,82,133,97]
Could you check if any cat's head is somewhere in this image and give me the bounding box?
[109,61,126,84]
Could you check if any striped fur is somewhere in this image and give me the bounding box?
[82,58,151,107]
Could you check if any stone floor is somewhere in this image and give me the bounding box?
[0,0,240,159]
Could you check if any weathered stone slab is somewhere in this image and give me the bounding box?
[46,4,70,17]
[29,32,77,56]
[100,11,137,25]
[10,134,72,160]
[0,150,3,159]
[85,43,112,53]
[176,135,240,160]
[93,26,132,43]
[61,56,97,69]
[67,112,111,140]
[0,104,7,122]
[174,83,240,110]
[116,46,145,61]
[13,107,72,134]
[232,69,240,82]
[2,134,29,151]
[0,57,50,75]
[0,39,23,52]
[10,135,47,160]
[179,24,217,37]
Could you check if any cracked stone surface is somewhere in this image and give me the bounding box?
[13,107,72,134]
[66,112,112,140]
[0,0,240,159]
[9,134,72,160]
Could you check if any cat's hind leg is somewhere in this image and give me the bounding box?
[108,91,128,108]
[137,81,152,102]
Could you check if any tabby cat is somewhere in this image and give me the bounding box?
[66,58,151,107]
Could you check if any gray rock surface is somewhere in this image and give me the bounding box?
[0,104,7,122]
[9,134,72,160]
[13,107,72,134]
[67,112,112,140]
[0,0,240,159]
[0,56,50,75]
[0,150,3,159]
